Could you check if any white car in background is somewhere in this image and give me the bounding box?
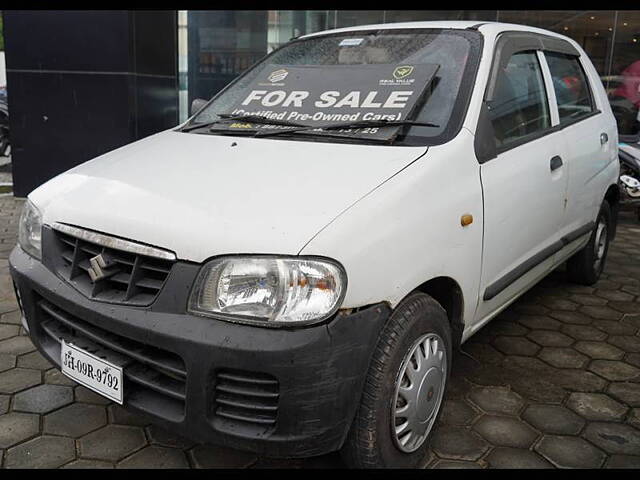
[10,21,618,468]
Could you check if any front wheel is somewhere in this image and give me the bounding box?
[341,292,451,468]
[567,201,611,285]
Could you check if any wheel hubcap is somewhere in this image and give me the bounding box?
[391,333,447,453]
[593,218,607,272]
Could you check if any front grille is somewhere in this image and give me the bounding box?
[52,227,174,306]
[214,369,279,426]
[37,298,186,421]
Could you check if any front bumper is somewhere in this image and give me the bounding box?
[9,245,390,458]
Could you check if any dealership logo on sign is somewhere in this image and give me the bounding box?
[268,69,289,83]
[393,66,414,80]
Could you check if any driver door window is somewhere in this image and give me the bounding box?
[488,51,551,150]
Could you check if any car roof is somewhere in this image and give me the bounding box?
[300,21,575,46]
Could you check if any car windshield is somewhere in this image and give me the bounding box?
[188,28,481,146]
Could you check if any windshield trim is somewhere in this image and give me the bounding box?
[179,28,484,147]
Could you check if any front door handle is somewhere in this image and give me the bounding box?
[550,155,563,171]
[601,132,609,145]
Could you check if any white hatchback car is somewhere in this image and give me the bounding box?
[10,21,619,468]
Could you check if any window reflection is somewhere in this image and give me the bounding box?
[178,9,640,135]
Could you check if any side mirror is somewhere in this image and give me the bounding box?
[190,98,208,116]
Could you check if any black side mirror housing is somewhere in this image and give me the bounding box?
[190,98,208,117]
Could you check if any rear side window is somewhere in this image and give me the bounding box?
[545,52,594,124]
[488,51,551,149]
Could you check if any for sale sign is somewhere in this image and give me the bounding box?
[216,63,440,142]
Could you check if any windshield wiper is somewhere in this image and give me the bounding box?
[253,119,440,138]
[180,114,307,133]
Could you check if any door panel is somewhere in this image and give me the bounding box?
[474,48,569,324]
[477,131,568,321]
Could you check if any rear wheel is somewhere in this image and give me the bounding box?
[567,201,611,285]
[341,292,451,468]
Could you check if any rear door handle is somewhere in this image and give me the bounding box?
[550,155,563,171]
[601,132,609,145]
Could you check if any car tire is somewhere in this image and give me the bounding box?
[567,200,611,285]
[341,291,451,468]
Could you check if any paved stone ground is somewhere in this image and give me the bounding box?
[0,195,639,468]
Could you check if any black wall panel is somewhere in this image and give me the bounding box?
[3,10,178,197]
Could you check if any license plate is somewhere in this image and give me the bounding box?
[61,340,123,404]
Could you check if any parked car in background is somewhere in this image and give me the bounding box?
[9,21,619,468]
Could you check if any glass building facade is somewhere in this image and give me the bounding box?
[178,10,640,136]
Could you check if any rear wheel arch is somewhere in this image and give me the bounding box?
[604,183,619,239]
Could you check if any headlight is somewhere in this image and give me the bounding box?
[18,200,43,260]
[188,256,347,326]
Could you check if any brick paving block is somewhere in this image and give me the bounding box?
[608,335,640,353]
[4,435,76,469]
[429,426,489,461]
[492,336,540,356]
[44,403,107,437]
[517,315,561,330]
[506,355,553,373]
[45,368,77,387]
[485,447,552,468]
[0,352,15,372]
[147,425,195,449]
[79,424,147,462]
[0,310,21,325]
[522,404,585,435]
[473,415,538,449]
[527,330,574,347]
[0,367,41,394]
[74,385,111,405]
[608,382,640,407]
[0,336,36,355]
[431,459,483,469]
[583,422,640,455]
[17,351,52,370]
[108,404,151,427]
[468,386,524,415]
[439,399,480,426]
[0,323,19,340]
[117,445,190,469]
[621,313,640,329]
[535,435,606,468]
[485,320,529,337]
[539,297,579,311]
[13,384,73,414]
[568,294,607,306]
[190,444,257,468]
[549,311,594,326]
[605,455,640,469]
[609,302,640,314]
[627,353,640,369]
[62,459,114,469]
[589,360,640,382]
[462,342,504,365]
[566,392,628,421]
[630,408,640,430]
[0,394,9,414]
[593,320,637,336]
[538,347,589,369]
[561,324,607,341]
[574,341,625,360]
[595,290,635,303]
[0,412,39,449]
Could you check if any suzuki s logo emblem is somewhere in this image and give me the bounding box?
[268,69,288,83]
[393,65,414,80]
[88,254,117,283]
